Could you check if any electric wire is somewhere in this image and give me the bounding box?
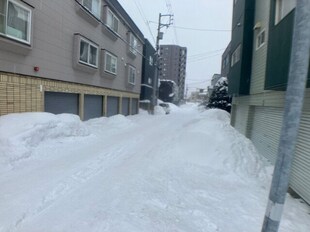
[133,0,156,45]
[187,52,223,63]
[149,21,231,32]
[164,0,179,44]
[188,48,226,58]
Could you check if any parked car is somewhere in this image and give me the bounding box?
[159,102,171,114]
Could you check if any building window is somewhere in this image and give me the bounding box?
[104,51,117,75]
[0,0,32,44]
[275,0,296,24]
[223,55,230,69]
[79,38,98,68]
[149,56,153,66]
[82,0,100,19]
[128,65,136,85]
[129,33,138,55]
[231,44,241,67]
[256,30,265,50]
[106,9,119,33]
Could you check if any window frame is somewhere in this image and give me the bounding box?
[104,51,117,75]
[79,37,99,68]
[128,65,136,85]
[149,56,153,66]
[275,0,296,25]
[256,29,266,50]
[231,44,241,67]
[129,33,138,55]
[0,0,32,45]
[106,8,119,33]
[81,0,101,19]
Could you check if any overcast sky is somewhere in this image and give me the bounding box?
[118,0,233,95]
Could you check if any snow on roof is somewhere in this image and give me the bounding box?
[159,79,177,85]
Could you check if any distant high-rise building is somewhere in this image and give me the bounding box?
[158,45,187,103]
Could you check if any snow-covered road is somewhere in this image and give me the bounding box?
[0,104,309,232]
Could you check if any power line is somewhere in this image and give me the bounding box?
[172,25,231,32]
[164,0,179,44]
[133,0,156,44]
[186,80,210,84]
[187,52,223,63]
[188,48,226,58]
[149,21,231,32]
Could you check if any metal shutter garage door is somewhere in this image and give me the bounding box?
[234,105,249,135]
[122,98,129,116]
[45,91,79,115]
[290,110,310,204]
[250,106,283,164]
[107,96,119,117]
[131,99,138,115]
[84,94,103,121]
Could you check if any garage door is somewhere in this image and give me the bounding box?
[131,98,138,115]
[290,110,310,205]
[45,91,79,115]
[250,106,310,205]
[250,106,283,164]
[107,96,119,117]
[233,104,249,136]
[84,94,103,121]
[122,98,129,116]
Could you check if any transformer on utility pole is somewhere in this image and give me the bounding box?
[151,13,173,114]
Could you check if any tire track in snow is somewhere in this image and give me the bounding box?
[9,113,193,231]
[10,145,129,231]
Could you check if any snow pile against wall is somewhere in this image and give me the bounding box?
[0,113,89,166]
[189,109,266,180]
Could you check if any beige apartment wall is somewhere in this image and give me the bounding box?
[0,72,139,117]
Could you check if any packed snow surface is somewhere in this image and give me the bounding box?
[0,104,309,232]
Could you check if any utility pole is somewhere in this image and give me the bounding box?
[261,1,310,231]
[151,13,173,113]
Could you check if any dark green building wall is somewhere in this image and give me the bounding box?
[228,0,255,96]
[265,1,310,90]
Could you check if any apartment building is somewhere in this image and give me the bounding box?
[140,38,156,111]
[158,44,187,104]
[221,42,231,77]
[228,0,310,204]
[0,0,144,119]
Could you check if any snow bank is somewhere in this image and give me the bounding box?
[156,100,180,114]
[0,105,309,232]
[166,102,181,113]
[85,114,135,134]
[0,112,89,165]
[154,105,166,115]
[182,109,267,181]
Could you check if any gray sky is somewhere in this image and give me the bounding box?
[118,0,233,95]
